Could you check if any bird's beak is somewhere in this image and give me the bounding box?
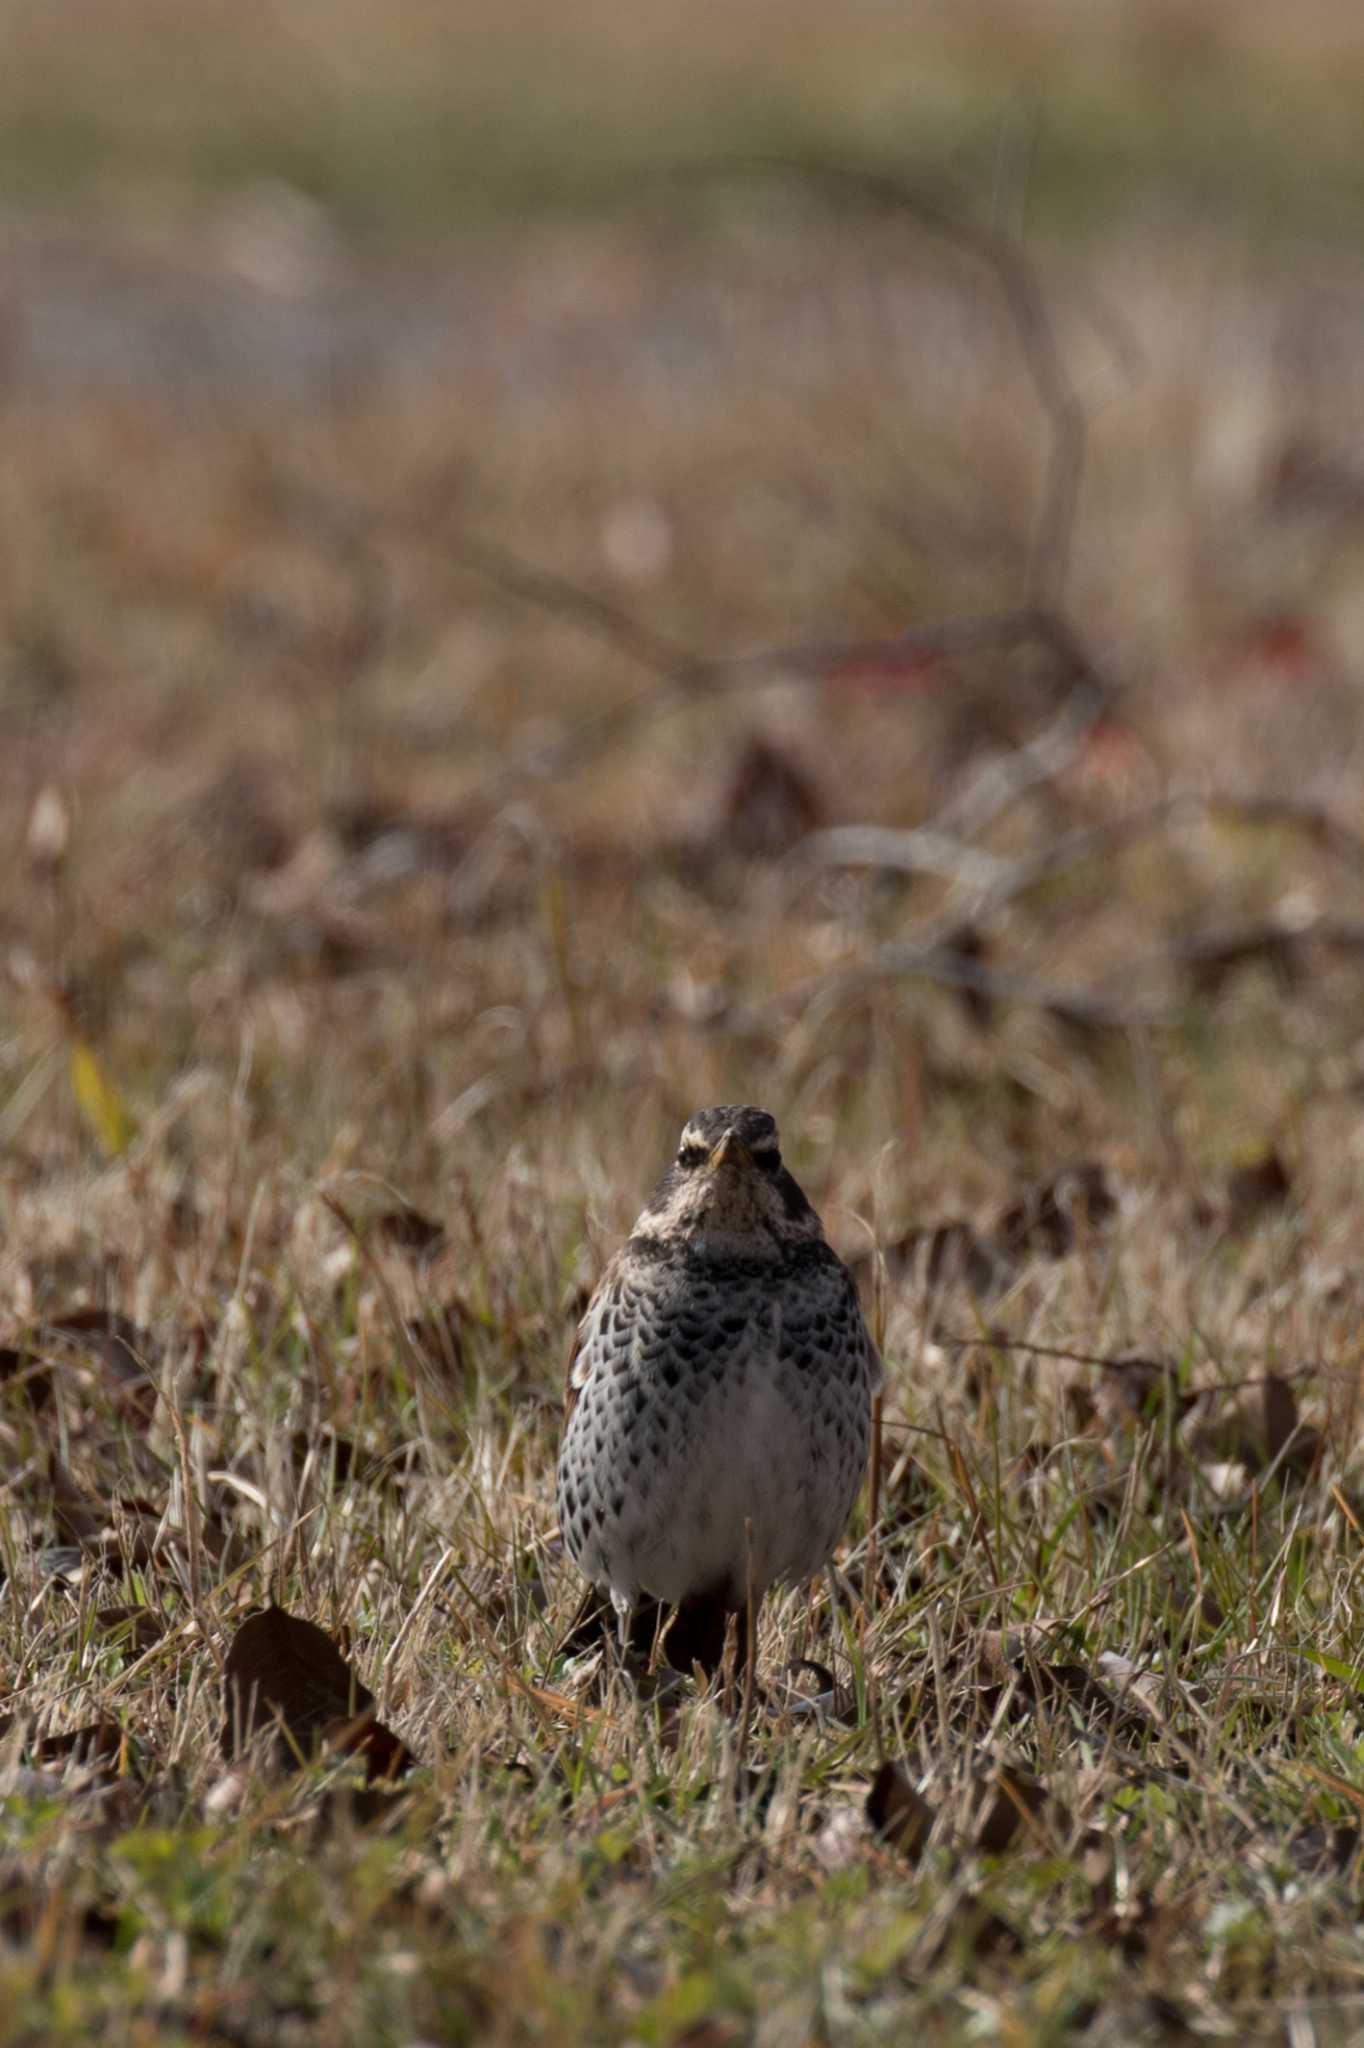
[708,1131,752,1171]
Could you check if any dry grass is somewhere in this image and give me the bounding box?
[3,0,1364,236]
[6,16,1364,2040]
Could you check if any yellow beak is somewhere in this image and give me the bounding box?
[708,1131,752,1171]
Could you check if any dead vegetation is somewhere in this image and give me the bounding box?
[5,28,1364,2037]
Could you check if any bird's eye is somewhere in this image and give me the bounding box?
[752,1145,781,1172]
[677,1142,708,1169]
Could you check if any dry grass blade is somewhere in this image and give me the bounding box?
[2,30,1363,2034]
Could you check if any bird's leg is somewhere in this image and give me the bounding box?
[737,1521,759,1766]
[721,1540,762,1810]
[733,1596,761,1768]
[719,1612,739,1702]
[659,1587,731,1679]
[611,1588,634,1670]
[609,1594,680,1694]
[647,1600,668,1676]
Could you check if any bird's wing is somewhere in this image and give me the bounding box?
[777,1250,883,1395]
[563,1252,624,1424]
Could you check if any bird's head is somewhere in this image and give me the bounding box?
[633,1104,822,1254]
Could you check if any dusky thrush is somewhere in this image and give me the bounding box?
[556,1105,880,1677]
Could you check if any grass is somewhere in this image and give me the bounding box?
[3,0,1364,238]
[6,11,1364,2041]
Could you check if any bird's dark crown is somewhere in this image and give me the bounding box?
[677,1104,779,1165]
[633,1103,820,1251]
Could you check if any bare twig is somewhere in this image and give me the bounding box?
[651,153,1099,605]
[392,161,1182,1053]
[809,790,1364,905]
[792,792,1364,1034]
[910,661,1110,843]
[384,146,1127,888]
[740,896,1360,1036]
[443,527,699,683]
[935,1332,1343,1394]
[727,937,1163,1037]
[429,540,1114,835]
[316,484,1147,1043]
[798,823,1013,892]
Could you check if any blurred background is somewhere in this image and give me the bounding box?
[5,0,1364,1265]
[5,14,1364,2025]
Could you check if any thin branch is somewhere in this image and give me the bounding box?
[802,790,1364,930]
[443,528,699,682]
[408,142,1125,818]
[387,146,1128,854]
[726,936,1163,1037]
[750,902,1364,1039]
[929,653,1109,841]
[799,823,1014,892]
[428,537,1113,826]
[934,1334,1340,1391]
[665,153,1093,606]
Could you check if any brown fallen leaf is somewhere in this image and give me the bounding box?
[975,1631,1160,1745]
[402,1303,466,1378]
[1258,1373,1322,1477]
[38,1310,158,1426]
[1017,1660,1156,1746]
[777,1658,861,1724]
[0,1717,142,1785]
[47,1454,167,1564]
[1225,1147,1293,1231]
[714,734,823,859]
[858,1166,1116,1309]
[290,1429,359,1490]
[1158,1582,1226,1644]
[31,1721,129,1769]
[949,1894,1023,1958]
[221,1606,414,1782]
[666,2024,750,2048]
[866,1760,934,1861]
[1284,1821,1361,1878]
[1081,1837,1179,1961]
[1,1885,119,1952]
[1262,1373,1298,1463]
[853,1222,1014,1305]
[1093,1355,1197,1436]
[942,923,994,1031]
[91,1606,165,1655]
[0,1345,52,1409]
[369,1207,447,1258]
[995,1163,1116,1261]
[1181,1375,1321,1480]
[1175,922,1301,999]
[973,1763,1058,1852]
[49,1451,134,1541]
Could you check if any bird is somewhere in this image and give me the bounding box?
[556,1104,881,1680]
